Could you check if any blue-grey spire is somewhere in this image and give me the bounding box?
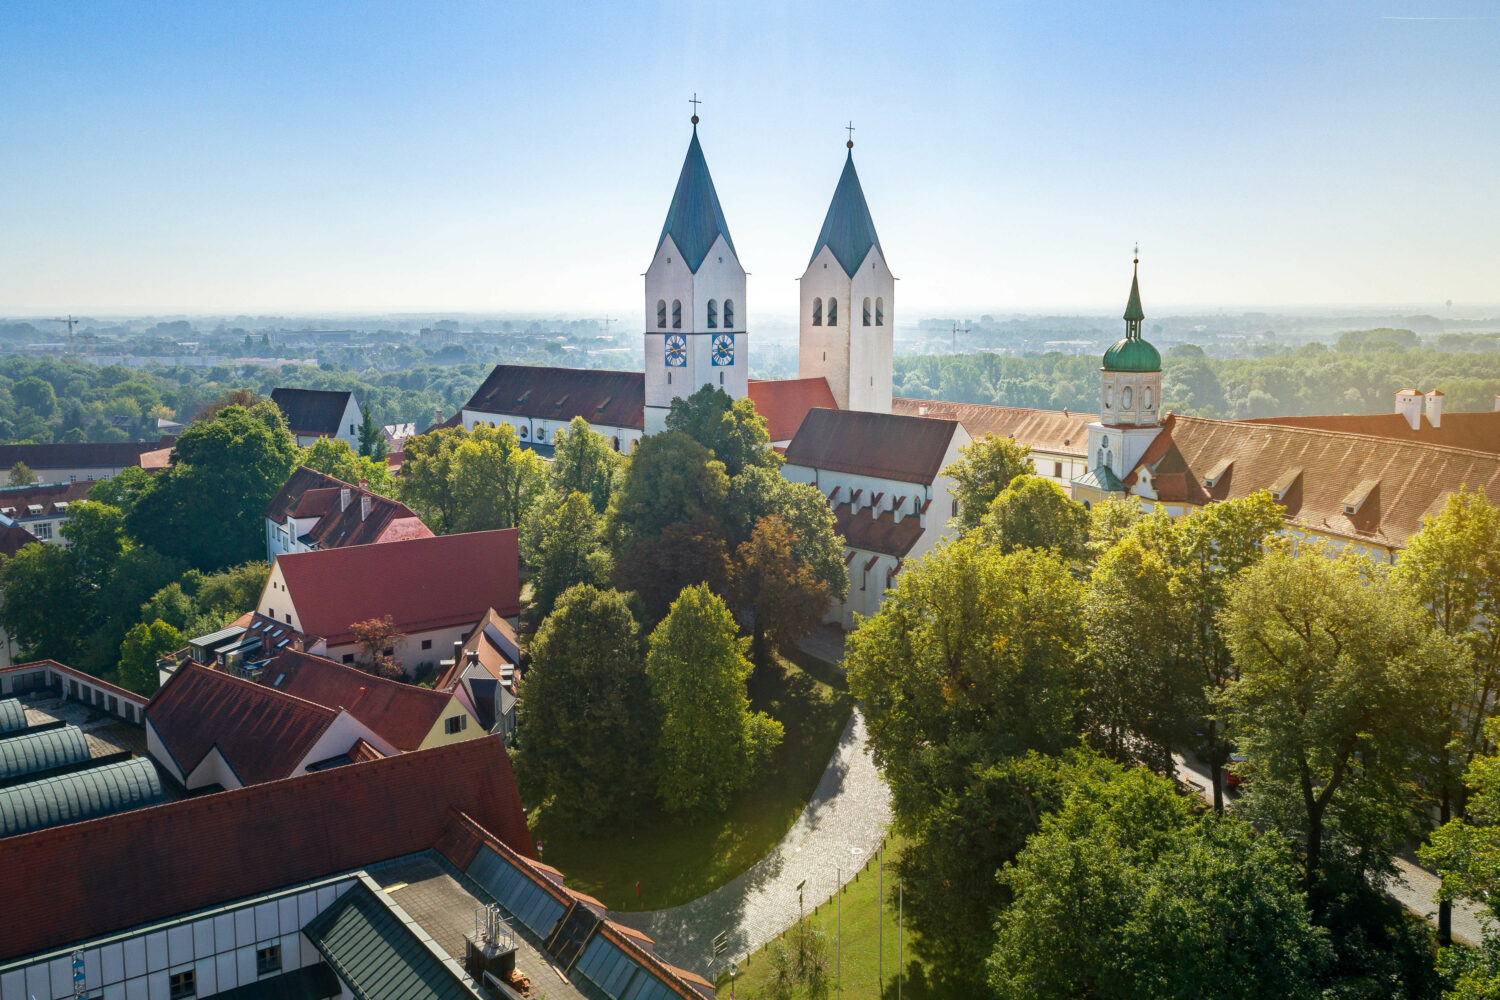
[810,150,884,277]
[657,127,735,274]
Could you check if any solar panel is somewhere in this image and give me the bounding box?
[467,846,566,938]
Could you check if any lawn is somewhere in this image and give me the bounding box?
[527,654,854,911]
[718,835,944,1000]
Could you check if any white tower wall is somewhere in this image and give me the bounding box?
[799,245,893,413]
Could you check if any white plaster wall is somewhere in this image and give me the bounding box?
[845,247,895,415]
[325,622,471,678]
[644,233,747,431]
[291,710,397,768]
[461,411,641,457]
[799,245,854,409]
[257,563,301,633]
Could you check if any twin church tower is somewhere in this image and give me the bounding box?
[643,114,894,433]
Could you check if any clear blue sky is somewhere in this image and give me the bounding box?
[2,2,1496,316]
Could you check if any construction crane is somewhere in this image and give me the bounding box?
[951,321,971,354]
[45,315,77,357]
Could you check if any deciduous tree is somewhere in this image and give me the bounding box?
[978,474,1090,561]
[118,619,183,695]
[550,416,622,513]
[349,615,405,679]
[666,384,778,477]
[520,491,610,628]
[301,436,392,492]
[942,433,1034,534]
[6,461,35,486]
[731,515,828,672]
[448,423,547,532]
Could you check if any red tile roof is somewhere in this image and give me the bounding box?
[1125,413,1500,548]
[0,480,95,521]
[461,365,646,431]
[831,501,926,557]
[264,649,459,752]
[893,397,1094,457]
[1244,409,1500,456]
[146,662,339,786]
[747,378,838,442]
[785,408,961,484]
[0,735,532,963]
[266,466,432,549]
[347,738,385,763]
[273,529,520,645]
[0,523,39,558]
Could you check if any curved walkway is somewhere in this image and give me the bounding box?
[610,710,892,976]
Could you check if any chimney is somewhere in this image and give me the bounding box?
[358,478,370,492]
[340,487,350,511]
[1426,390,1444,428]
[1395,388,1422,431]
[453,640,463,664]
[360,494,372,521]
[917,404,928,417]
[466,649,479,667]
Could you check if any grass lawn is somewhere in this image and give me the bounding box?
[528,653,854,911]
[718,835,944,1000]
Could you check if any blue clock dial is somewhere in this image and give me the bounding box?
[664,333,687,367]
[711,333,735,367]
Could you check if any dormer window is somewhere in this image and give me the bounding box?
[656,300,666,329]
[813,298,823,326]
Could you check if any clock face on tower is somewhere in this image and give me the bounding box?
[664,334,687,367]
[711,333,735,366]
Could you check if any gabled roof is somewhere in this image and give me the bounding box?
[832,502,926,558]
[437,608,518,693]
[271,387,356,436]
[461,365,646,431]
[274,530,521,645]
[810,151,884,277]
[146,661,339,786]
[1125,413,1500,546]
[747,378,839,442]
[0,440,169,472]
[0,735,532,963]
[893,397,1093,457]
[265,649,458,752]
[0,523,39,558]
[0,480,94,522]
[785,408,960,484]
[657,128,735,273]
[1245,410,1500,456]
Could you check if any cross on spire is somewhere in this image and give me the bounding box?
[689,93,701,126]
[845,120,856,149]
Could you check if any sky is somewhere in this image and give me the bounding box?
[2,1,1497,317]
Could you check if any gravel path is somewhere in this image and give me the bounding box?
[610,710,892,976]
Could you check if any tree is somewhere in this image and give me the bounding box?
[396,426,464,532]
[118,619,183,695]
[666,384,778,477]
[607,430,728,550]
[357,406,388,461]
[88,466,155,517]
[1087,494,1146,559]
[301,437,392,492]
[646,584,782,812]
[724,466,848,601]
[978,474,1090,561]
[988,752,1323,1000]
[194,388,262,423]
[448,423,547,532]
[0,542,85,663]
[6,461,35,486]
[519,491,610,628]
[731,515,828,672]
[942,433,1034,534]
[514,585,656,830]
[764,920,832,1000]
[550,416,622,513]
[1220,544,1463,902]
[14,377,57,418]
[349,615,405,679]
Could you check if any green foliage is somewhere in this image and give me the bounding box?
[301,436,392,492]
[1087,493,1145,557]
[978,474,1090,561]
[550,416,623,513]
[395,425,464,532]
[357,406,388,461]
[13,377,58,418]
[942,433,1034,534]
[666,384,779,477]
[988,753,1324,1000]
[1221,545,1464,898]
[6,461,35,486]
[724,467,848,602]
[730,515,829,672]
[118,619,183,695]
[519,491,610,628]
[87,466,154,517]
[0,542,85,662]
[647,584,782,813]
[763,920,832,1000]
[397,423,545,534]
[515,585,656,831]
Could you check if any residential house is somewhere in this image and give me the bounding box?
[892,397,1094,490]
[436,607,521,740]
[264,465,432,561]
[269,387,362,449]
[259,530,521,673]
[0,480,95,545]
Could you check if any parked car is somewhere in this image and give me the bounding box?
[1225,752,1250,788]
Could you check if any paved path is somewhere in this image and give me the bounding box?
[1173,751,1484,946]
[610,710,892,976]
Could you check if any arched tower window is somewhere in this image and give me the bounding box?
[1144,385,1153,409]
[876,297,884,326]
[863,298,872,326]
[1104,385,1113,409]
[707,300,718,329]
[812,298,823,326]
[723,299,734,329]
[827,298,838,324]
[656,300,666,329]
[1123,386,1134,410]
[672,300,682,329]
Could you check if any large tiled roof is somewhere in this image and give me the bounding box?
[271,387,356,436]
[1245,409,1500,456]
[0,440,169,471]
[274,530,520,645]
[267,467,432,549]
[0,757,164,839]
[1126,413,1500,548]
[461,365,646,432]
[657,128,736,273]
[785,408,960,484]
[893,397,1093,458]
[265,649,457,752]
[748,378,838,442]
[0,479,94,521]
[0,523,38,558]
[832,501,925,558]
[0,725,91,782]
[810,151,884,277]
[0,735,532,963]
[145,662,340,786]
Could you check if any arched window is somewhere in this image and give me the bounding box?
[863,297,872,326]
[656,300,666,329]
[671,299,682,329]
[876,297,884,326]
[723,299,734,329]
[812,298,823,326]
[707,299,718,329]
[1122,386,1133,410]
[827,298,838,324]
[1144,385,1153,409]
[1104,385,1113,408]
[519,426,529,440]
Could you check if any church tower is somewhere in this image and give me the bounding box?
[1072,252,1164,504]
[798,135,894,414]
[644,110,748,435]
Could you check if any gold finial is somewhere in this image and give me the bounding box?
[845,120,855,149]
[690,93,701,126]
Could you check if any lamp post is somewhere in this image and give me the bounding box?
[795,878,807,968]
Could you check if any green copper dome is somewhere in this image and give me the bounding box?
[1102,336,1161,372]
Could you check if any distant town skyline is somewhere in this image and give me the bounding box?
[2,2,1496,315]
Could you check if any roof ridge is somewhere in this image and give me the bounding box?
[1207,414,1500,463]
[154,661,340,718]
